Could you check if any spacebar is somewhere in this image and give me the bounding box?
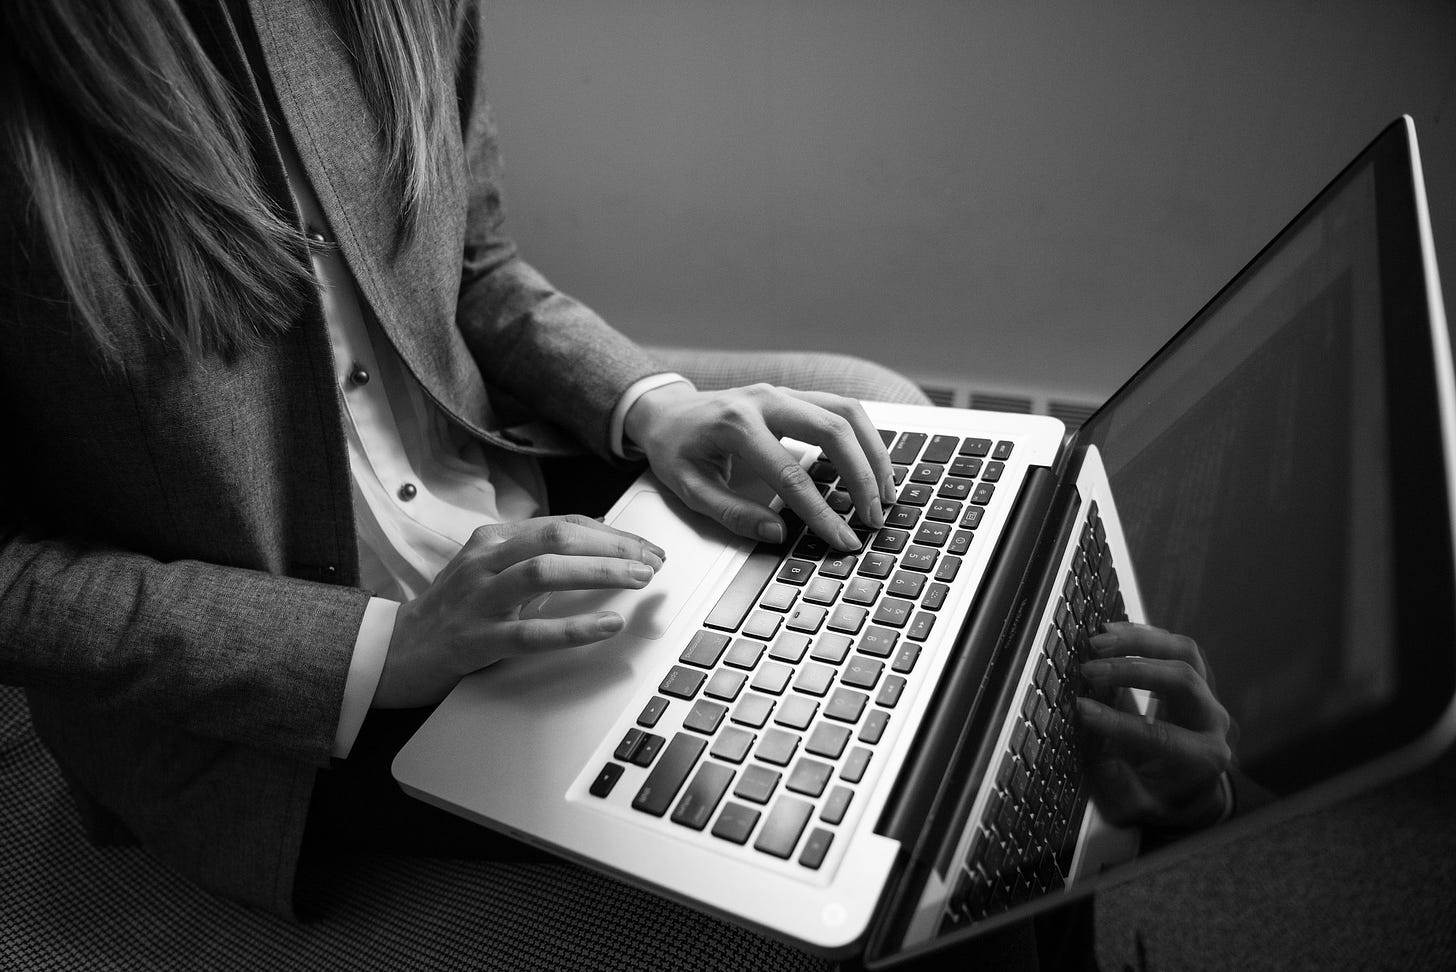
[702,546,780,631]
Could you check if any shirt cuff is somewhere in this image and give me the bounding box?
[332,596,399,758]
[609,373,695,459]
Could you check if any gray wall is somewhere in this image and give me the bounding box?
[480,1,1456,404]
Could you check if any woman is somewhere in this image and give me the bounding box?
[0,0,925,919]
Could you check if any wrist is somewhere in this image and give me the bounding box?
[623,380,696,454]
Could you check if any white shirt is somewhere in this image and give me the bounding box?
[274,130,686,757]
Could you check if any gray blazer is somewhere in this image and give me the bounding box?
[0,0,660,915]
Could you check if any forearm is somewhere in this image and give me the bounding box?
[0,531,370,765]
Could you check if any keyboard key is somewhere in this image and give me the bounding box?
[734,764,781,804]
[811,632,854,664]
[842,656,884,689]
[793,662,836,697]
[949,456,983,479]
[705,668,747,701]
[982,460,1005,483]
[825,688,869,723]
[637,696,669,728]
[703,547,779,631]
[885,505,922,529]
[923,435,959,464]
[590,762,624,798]
[844,577,883,605]
[891,464,909,485]
[821,785,854,825]
[923,582,950,611]
[799,827,835,870]
[877,675,907,708]
[786,604,827,634]
[910,462,943,484]
[859,709,890,744]
[960,506,984,529]
[902,546,939,572]
[769,632,811,663]
[948,530,973,556]
[926,498,963,522]
[743,610,782,641]
[897,483,933,506]
[755,727,801,766]
[808,458,838,484]
[684,699,728,734]
[879,429,898,446]
[872,599,911,628]
[827,604,869,634]
[825,489,853,514]
[787,758,835,798]
[724,638,765,670]
[892,642,923,674]
[914,522,950,547]
[754,796,815,859]
[858,626,899,657]
[806,722,852,759]
[935,556,962,582]
[712,726,756,763]
[680,630,731,668]
[731,693,775,728]
[777,559,816,585]
[751,661,794,695]
[889,432,928,464]
[774,695,819,731]
[907,613,935,643]
[804,577,842,605]
[888,569,926,599]
[820,553,858,578]
[659,665,706,700]
[970,483,996,505]
[631,733,706,817]
[758,583,799,612]
[841,746,872,783]
[938,478,973,500]
[712,802,761,844]
[871,529,910,553]
[857,551,895,579]
[992,440,1014,460]
[614,727,646,761]
[631,733,665,767]
[960,437,991,457]
[671,762,734,830]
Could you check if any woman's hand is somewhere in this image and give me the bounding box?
[374,515,665,708]
[624,382,896,551]
[1076,622,1235,829]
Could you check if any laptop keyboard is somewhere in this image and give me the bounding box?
[587,429,1017,870]
[941,500,1128,930]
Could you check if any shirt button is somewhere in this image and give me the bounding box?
[398,483,417,501]
[348,365,370,386]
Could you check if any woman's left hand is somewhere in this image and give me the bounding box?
[623,381,896,551]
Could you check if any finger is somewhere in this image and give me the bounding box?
[487,554,656,606]
[1080,657,1224,730]
[672,466,784,543]
[787,390,897,511]
[480,516,665,571]
[492,612,627,658]
[1088,622,1206,679]
[727,412,859,550]
[1075,696,1205,763]
[760,392,886,532]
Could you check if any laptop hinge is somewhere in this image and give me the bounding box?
[866,465,1080,962]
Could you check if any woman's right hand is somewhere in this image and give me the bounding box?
[372,515,665,709]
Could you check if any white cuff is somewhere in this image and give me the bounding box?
[609,373,694,459]
[332,597,399,758]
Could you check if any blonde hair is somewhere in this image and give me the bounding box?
[1,0,456,361]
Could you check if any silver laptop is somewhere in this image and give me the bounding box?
[394,116,1456,965]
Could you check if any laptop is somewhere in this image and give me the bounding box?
[393,116,1456,965]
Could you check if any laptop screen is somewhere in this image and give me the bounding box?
[875,118,1455,966]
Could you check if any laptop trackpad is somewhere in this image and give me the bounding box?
[528,489,736,640]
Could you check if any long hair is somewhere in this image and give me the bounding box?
[0,0,454,362]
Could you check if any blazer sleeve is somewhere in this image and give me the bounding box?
[450,3,665,458]
[0,525,370,767]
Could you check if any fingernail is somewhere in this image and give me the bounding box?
[1088,632,1117,653]
[1080,659,1109,678]
[758,521,785,543]
[837,524,861,550]
[882,477,897,504]
[629,563,655,584]
[598,613,625,634]
[650,544,667,563]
